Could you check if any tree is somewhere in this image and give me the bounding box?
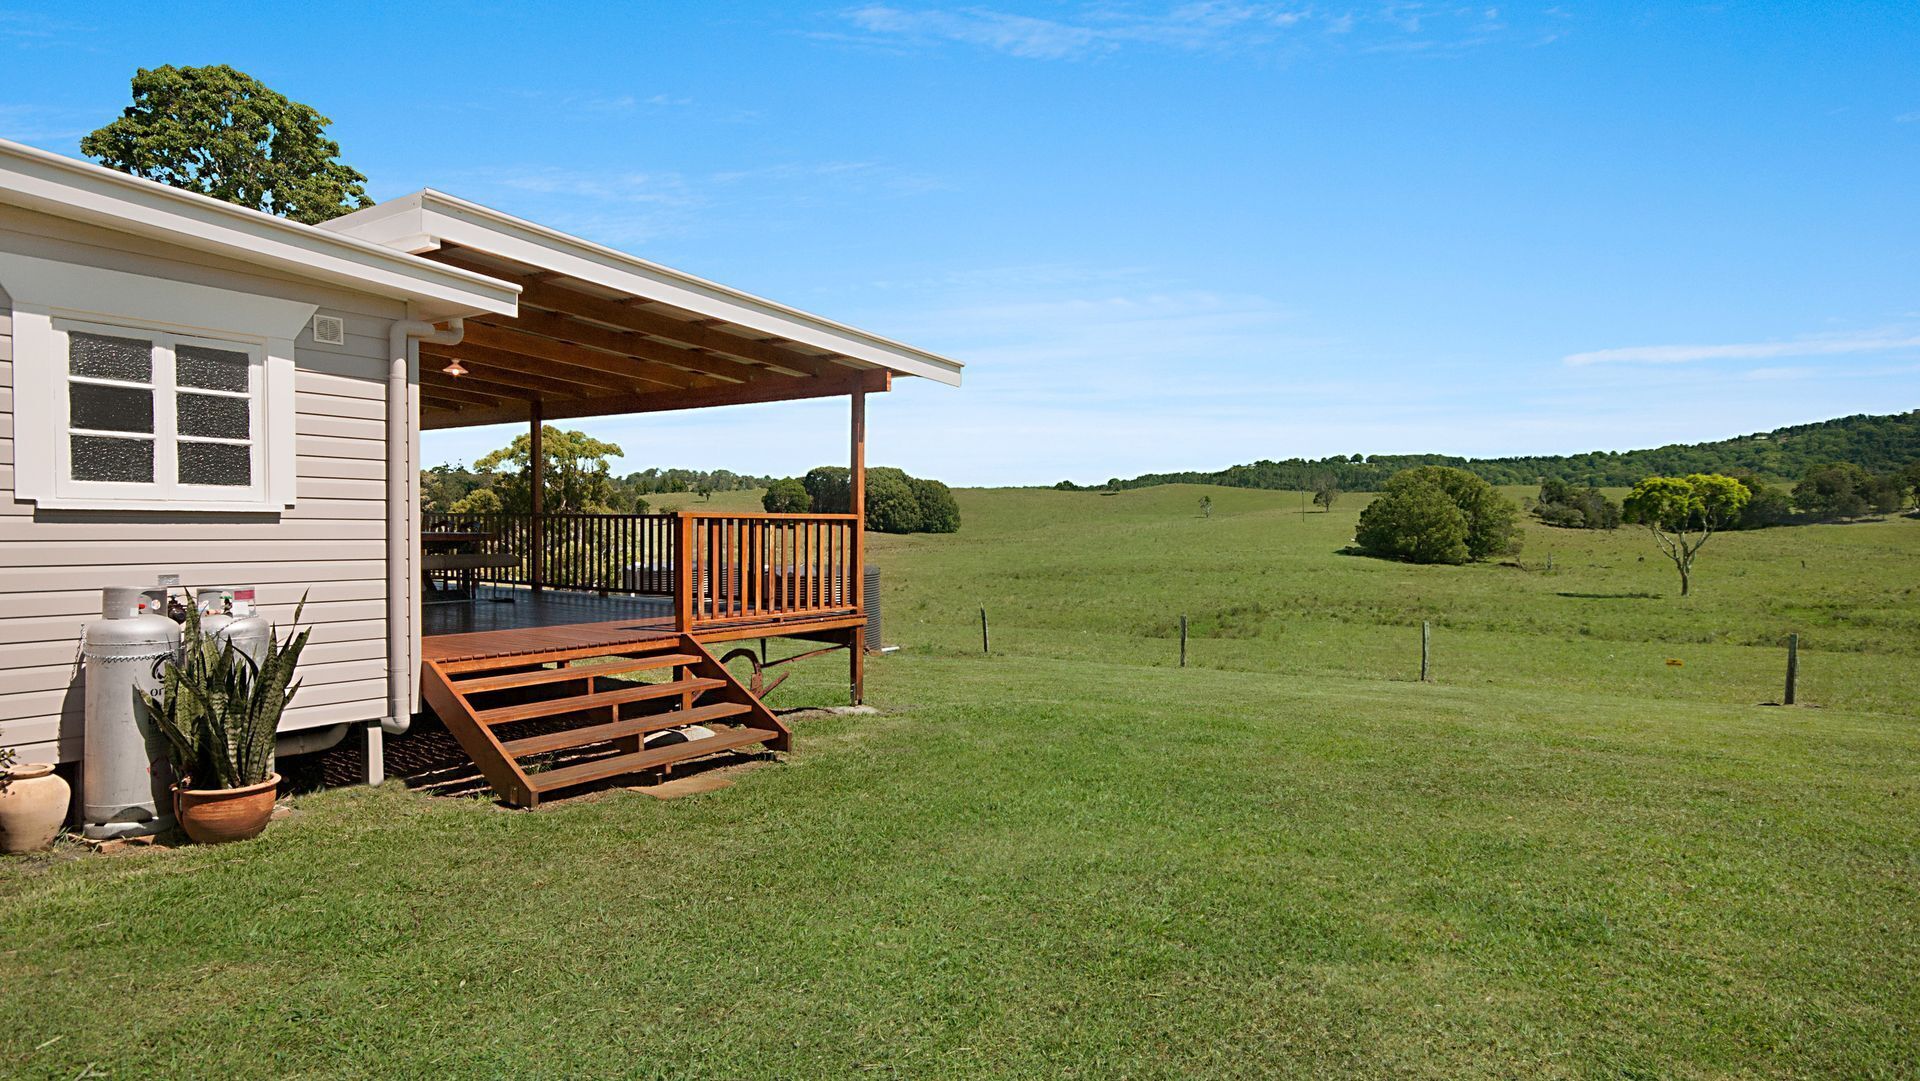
[471,426,630,513]
[1737,483,1794,529]
[1905,462,1920,511]
[865,469,922,534]
[1793,462,1873,519]
[802,466,852,514]
[909,477,961,533]
[1355,480,1472,564]
[762,478,811,514]
[1312,476,1341,511]
[695,481,715,502]
[1200,495,1213,519]
[1534,480,1621,529]
[1622,474,1750,597]
[81,65,370,224]
[1360,466,1520,561]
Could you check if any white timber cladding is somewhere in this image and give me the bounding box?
[0,207,419,764]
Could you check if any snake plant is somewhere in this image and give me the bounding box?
[139,594,310,790]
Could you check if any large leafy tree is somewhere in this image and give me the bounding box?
[1354,480,1471,564]
[1623,474,1750,597]
[467,427,634,514]
[1356,466,1522,564]
[81,65,370,224]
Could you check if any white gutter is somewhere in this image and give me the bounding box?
[383,317,464,735]
[0,139,519,320]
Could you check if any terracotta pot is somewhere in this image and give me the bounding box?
[0,763,71,853]
[174,773,280,844]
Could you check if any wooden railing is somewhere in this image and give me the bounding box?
[422,511,676,594]
[676,512,861,630]
[422,510,862,628]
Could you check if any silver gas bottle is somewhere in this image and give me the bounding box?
[198,586,270,667]
[81,586,181,839]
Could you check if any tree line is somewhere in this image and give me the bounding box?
[421,429,781,515]
[1063,409,1920,493]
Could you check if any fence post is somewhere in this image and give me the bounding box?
[1420,621,1432,683]
[1180,615,1188,668]
[1785,633,1798,706]
[674,512,695,632]
[980,607,990,655]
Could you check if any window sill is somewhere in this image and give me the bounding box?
[27,496,290,515]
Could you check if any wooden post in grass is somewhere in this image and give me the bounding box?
[1785,633,1798,706]
[980,607,990,655]
[1180,615,1188,668]
[1420,621,1432,683]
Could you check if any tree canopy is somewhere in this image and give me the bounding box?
[82,65,371,224]
[449,427,633,515]
[1622,473,1749,597]
[1355,466,1522,564]
[1069,409,1920,493]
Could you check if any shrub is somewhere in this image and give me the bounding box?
[1737,483,1794,528]
[762,477,811,513]
[797,465,961,534]
[865,469,922,533]
[910,477,961,533]
[1355,479,1472,564]
[1365,466,1521,561]
[1794,462,1874,518]
[803,466,852,514]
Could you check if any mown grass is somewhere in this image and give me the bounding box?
[2,486,1915,1078]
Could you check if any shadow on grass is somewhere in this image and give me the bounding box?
[1556,591,1663,600]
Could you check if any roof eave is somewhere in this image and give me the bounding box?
[0,139,519,320]
[325,188,963,387]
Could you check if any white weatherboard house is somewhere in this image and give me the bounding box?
[0,137,960,805]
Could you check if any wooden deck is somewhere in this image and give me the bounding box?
[422,585,864,665]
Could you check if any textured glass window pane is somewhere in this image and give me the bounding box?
[178,392,250,439]
[177,345,250,392]
[179,442,251,487]
[69,332,152,382]
[70,382,154,433]
[71,435,153,482]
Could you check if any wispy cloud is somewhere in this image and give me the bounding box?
[431,155,947,247]
[1563,332,1920,367]
[826,2,1526,60]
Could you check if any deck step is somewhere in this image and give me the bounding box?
[436,636,685,675]
[500,702,752,758]
[453,654,700,695]
[474,677,725,726]
[525,726,781,793]
[420,632,792,808]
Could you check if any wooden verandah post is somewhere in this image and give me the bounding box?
[529,401,545,593]
[850,387,866,705]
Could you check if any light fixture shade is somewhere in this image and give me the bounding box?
[441,357,468,377]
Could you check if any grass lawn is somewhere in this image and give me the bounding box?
[3,487,1916,1078]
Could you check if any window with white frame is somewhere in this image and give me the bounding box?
[0,249,308,513]
[58,321,265,501]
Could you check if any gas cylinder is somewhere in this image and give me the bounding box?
[81,586,181,839]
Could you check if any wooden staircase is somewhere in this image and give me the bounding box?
[420,633,791,808]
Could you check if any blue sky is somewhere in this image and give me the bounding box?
[3,2,1917,485]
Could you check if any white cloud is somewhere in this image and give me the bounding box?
[1563,332,1920,367]
[829,2,1526,60]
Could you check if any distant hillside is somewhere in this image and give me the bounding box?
[1069,410,1920,492]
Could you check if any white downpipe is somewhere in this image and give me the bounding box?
[384,317,463,735]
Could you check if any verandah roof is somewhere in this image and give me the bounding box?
[322,191,963,430]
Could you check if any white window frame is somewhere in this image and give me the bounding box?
[1,251,311,513]
[53,319,268,505]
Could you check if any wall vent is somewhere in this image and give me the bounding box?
[311,314,346,345]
